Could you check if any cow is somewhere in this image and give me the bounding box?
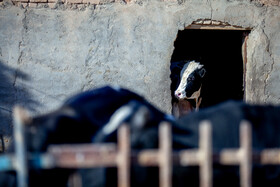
[0,86,171,187]
[170,60,206,117]
[1,86,280,187]
[78,99,280,187]
[171,101,280,187]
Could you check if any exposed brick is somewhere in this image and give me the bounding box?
[28,2,37,7]
[221,22,228,26]
[66,0,82,4]
[212,21,220,25]
[13,0,29,3]
[47,2,56,7]
[37,3,48,7]
[21,2,28,7]
[30,0,47,3]
[203,20,211,25]
[195,20,203,24]
[82,0,99,4]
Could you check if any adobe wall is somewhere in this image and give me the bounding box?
[0,0,279,149]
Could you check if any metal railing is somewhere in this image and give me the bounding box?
[1,106,280,187]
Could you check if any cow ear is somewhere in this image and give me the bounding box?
[198,68,206,78]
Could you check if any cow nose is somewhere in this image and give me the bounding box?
[175,92,182,98]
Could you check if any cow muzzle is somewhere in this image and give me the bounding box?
[175,91,186,100]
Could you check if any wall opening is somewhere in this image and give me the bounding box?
[170,28,250,110]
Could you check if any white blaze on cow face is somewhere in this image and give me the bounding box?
[175,61,205,100]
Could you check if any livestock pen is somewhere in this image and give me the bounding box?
[1,107,280,187]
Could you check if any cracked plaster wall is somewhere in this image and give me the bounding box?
[0,0,280,150]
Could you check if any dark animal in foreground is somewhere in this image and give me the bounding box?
[170,60,206,117]
[1,86,280,187]
[0,86,169,187]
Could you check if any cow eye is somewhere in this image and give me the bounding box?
[187,76,195,81]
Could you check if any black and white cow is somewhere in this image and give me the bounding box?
[0,86,170,187]
[171,101,280,187]
[171,60,206,117]
[1,86,280,187]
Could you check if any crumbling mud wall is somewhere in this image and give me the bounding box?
[0,0,279,149]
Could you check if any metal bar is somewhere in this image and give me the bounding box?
[219,149,240,165]
[261,149,280,164]
[159,122,172,187]
[29,153,55,169]
[10,147,279,169]
[13,106,29,187]
[5,118,280,187]
[199,121,212,187]
[239,120,252,187]
[48,144,118,168]
[0,154,15,171]
[117,124,130,187]
[137,150,160,166]
[179,150,200,165]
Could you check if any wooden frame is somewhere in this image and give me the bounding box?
[1,107,280,187]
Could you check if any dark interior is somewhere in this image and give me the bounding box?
[171,29,248,108]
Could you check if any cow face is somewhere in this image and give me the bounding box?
[175,61,206,100]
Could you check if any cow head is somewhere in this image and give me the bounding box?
[174,61,206,100]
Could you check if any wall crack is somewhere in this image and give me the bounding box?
[14,9,28,102]
[261,18,275,102]
[207,0,213,20]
